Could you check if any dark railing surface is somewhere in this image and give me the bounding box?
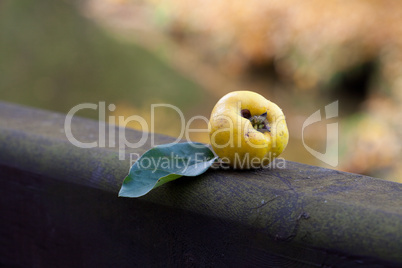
[1,101,402,267]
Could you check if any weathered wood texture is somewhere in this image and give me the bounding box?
[1,101,402,267]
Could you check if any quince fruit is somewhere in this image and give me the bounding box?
[209,91,289,169]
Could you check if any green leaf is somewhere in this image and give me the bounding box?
[118,142,218,198]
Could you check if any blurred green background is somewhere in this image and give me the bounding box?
[1,0,401,182]
[0,0,206,116]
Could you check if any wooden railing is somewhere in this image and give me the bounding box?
[1,101,401,267]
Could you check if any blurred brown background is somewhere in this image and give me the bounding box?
[1,0,401,182]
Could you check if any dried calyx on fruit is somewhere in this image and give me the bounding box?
[242,109,271,132]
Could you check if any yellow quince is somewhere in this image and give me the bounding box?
[209,91,289,169]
